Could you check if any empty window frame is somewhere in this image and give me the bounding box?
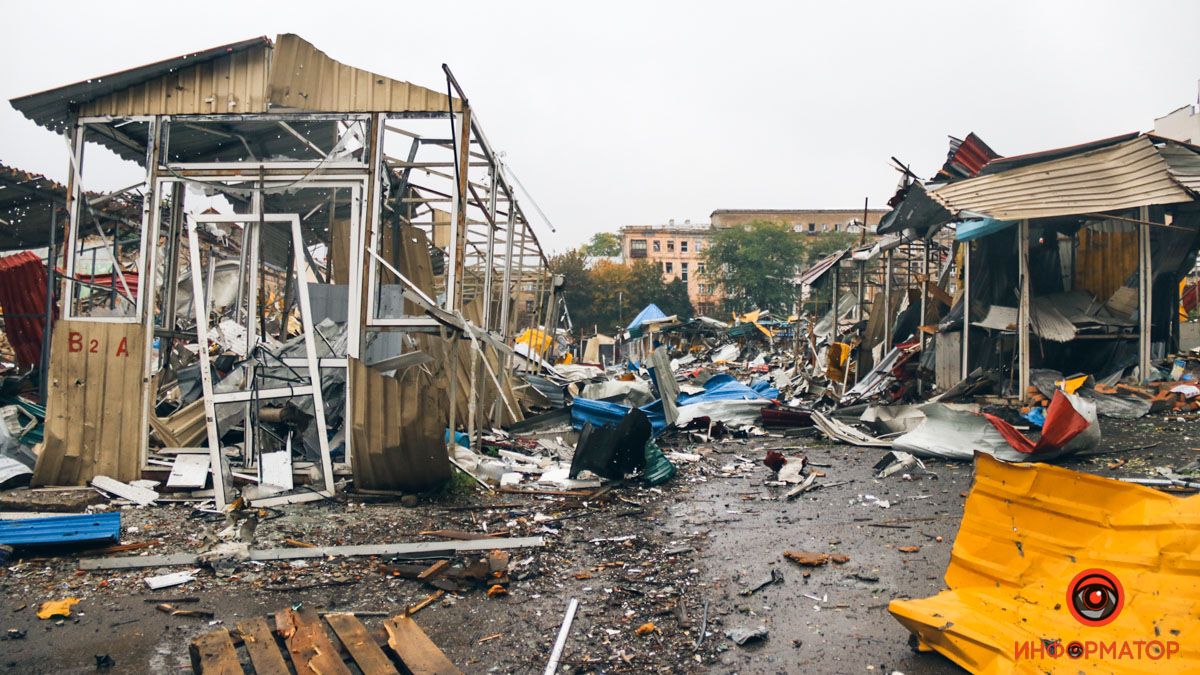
[161,115,370,166]
[63,118,160,322]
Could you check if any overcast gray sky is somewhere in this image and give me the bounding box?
[2,1,1198,252]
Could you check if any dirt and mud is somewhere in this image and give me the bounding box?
[1,415,1195,674]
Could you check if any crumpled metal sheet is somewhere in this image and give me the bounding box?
[889,454,1200,673]
[891,404,1012,460]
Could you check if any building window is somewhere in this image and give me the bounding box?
[808,223,816,233]
[630,239,647,258]
[681,262,689,282]
[665,261,674,274]
[697,262,706,275]
[821,223,829,232]
[699,284,712,295]
[680,240,689,253]
[695,240,704,253]
[667,240,675,252]
[524,299,534,313]
[653,240,661,252]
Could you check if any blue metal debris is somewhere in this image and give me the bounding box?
[0,512,121,547]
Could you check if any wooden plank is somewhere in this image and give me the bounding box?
[235,617,290,675]
[324,613,400,675]
[275,608,351,675]
[189,627,243,675]
[383,615,461,675]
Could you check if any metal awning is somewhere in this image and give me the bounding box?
[930,135,1200,221]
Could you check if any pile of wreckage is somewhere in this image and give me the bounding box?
[753,130,1200,467]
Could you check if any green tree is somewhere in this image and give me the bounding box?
[659,278,695,320]
[580,231,622,257]
[703,220,806,314]
[549,250,596,330]
[804,231,858,265]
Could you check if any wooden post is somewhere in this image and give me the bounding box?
[961,239,970,380]
[1018,219,1031,402]
[1139,205,1152,381]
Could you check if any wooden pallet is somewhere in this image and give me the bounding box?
[190,607,461,675]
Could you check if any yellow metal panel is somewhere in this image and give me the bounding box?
[1074,225,1137,302]
[79,45,271,117]
[889,454,1200,673]
[266,34,461,114]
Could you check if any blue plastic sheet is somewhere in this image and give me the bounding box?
[678,373,772,405]
[626,303,668,333]
[572,373,774,435]
[1021,406,1046,428]
[571,398,667,435]
[749,378,780,400]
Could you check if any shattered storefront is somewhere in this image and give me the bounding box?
[9,34,554,508]
[934,134,1200,400]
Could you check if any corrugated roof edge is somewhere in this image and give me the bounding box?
[710,208,888,216]
[976,132,1140,176]
[10,36,272,133]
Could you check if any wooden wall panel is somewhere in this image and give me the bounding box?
[33,320,146,485]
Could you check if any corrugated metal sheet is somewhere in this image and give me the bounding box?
[1074,223,1138,302]
[889,454,1200,673]
[936,132,1000,181]
[11,34,461,134]
[11,37,271,132]
[798,249,848,287]
[80,42,271,118]
[931,136,1195,221]
[0,511,120,546]
[1160,141,1200,194]
[268,35,460,114]
[0,251,53,369]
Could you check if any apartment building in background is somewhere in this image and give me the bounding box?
[710,208,889,234]
[620,220,721,316]
[619,209,891,316]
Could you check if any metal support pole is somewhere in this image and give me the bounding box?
[39,207,58,400]
[482,166,499,331]
[498,204,517,340]
[1018,219,1031,401]
[831,264,840,344]
[883,249,893,347]
[960,239,971,381]
[1138,205,1152,381]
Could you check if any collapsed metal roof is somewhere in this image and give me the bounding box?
[930,134,1200,221]
[10,34,461,134]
